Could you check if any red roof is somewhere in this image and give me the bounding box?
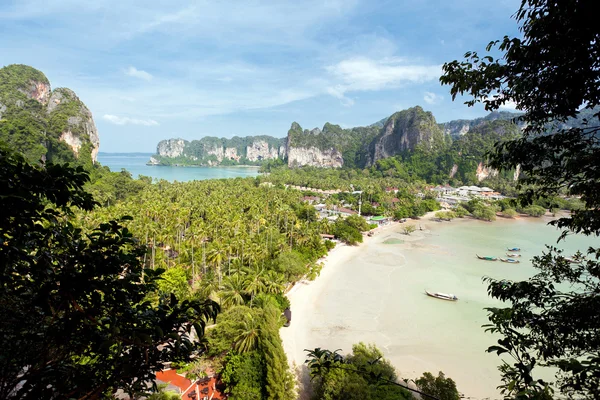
[156,369,226,399]
[391,198,400,203]
[338,207,357,214]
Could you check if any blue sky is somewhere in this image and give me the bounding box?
[0,0,520,152]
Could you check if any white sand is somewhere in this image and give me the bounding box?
[280,216,497,398]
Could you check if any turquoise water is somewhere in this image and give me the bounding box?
[288,217,599,397]
[97,153,260,182]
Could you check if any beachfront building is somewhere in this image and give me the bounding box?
[439,195,470,207]
[369,215,391,226]
[335,207,358,217]
[430,185,458,196]
[317,205,360,221]
[430,185,507,206]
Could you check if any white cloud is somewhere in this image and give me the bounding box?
[482,95,519,111]
[424,91,442,104]
[326,86,355,107]
[325,57,441,103]
[125,66,152,81]
[499,100,518,110]
[327,57,441,90]
[103,114,159,126]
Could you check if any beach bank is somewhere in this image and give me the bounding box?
[280,213,591,398]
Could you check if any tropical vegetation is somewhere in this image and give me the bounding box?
[0,144,219,399]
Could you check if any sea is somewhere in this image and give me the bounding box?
[284,217,599,398]
[97,152,260,182]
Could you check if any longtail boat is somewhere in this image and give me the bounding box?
[565,257,581,264]
[500,258,520,263]
[425,290,458,301]
[507,247,521,251]
[477,254,498,261]
[506,253,521,257]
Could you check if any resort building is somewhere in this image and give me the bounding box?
[429,185,507,206]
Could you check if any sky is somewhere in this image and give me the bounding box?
[0,0,521,152]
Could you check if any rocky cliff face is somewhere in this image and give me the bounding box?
[157,139,187,158]
[286,122,345,168]
[47,88,100,163]
[287,146,343,168]
[148,107,526,175]
[247,140,280,161]
[476,162,498,181]
[0,64,100,165]
[151,136,285,166]
[367,106,444,165]
[440,111,521,138]
[19,80,51,105]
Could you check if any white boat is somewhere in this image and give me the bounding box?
[425,290,458,301]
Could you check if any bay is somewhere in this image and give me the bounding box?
[282,216,599,398]
[97,152,260,182]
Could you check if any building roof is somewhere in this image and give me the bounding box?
[155,369,226,400]
[338,207,357,215]
[370,216,386,221]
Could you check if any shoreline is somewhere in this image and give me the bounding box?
[146,163,262,169]
[280,211,561,398]
[280,216,433,393]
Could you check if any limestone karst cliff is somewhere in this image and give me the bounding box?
[151,136,285,166]
[149,106,527,184]
[0,64,100,165]
[366,106,444,166]
[440,111,522,138]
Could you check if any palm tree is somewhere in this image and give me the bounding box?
[263,271,285,294]
[220,273,248,308]
[206,246,224,285]
[233,313,261,353]
[244,265,267,304]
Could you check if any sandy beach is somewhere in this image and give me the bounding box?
[280,216,441,396]
[280,213,593,398]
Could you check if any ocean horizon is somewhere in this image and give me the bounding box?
[97,152,260,182]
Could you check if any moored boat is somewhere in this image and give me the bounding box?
[506,253,521,257]
[565,257,581,264]
[476,254,498,261]
[425,290,458,301]
[500,258,520,263]
[507,247,521,251]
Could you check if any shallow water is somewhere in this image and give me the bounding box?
[97,152,260,182]
[295,217,598,398]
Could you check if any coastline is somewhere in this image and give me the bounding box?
[280,212,566,398]
[280,216,431,395]
[146,163,262,169]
